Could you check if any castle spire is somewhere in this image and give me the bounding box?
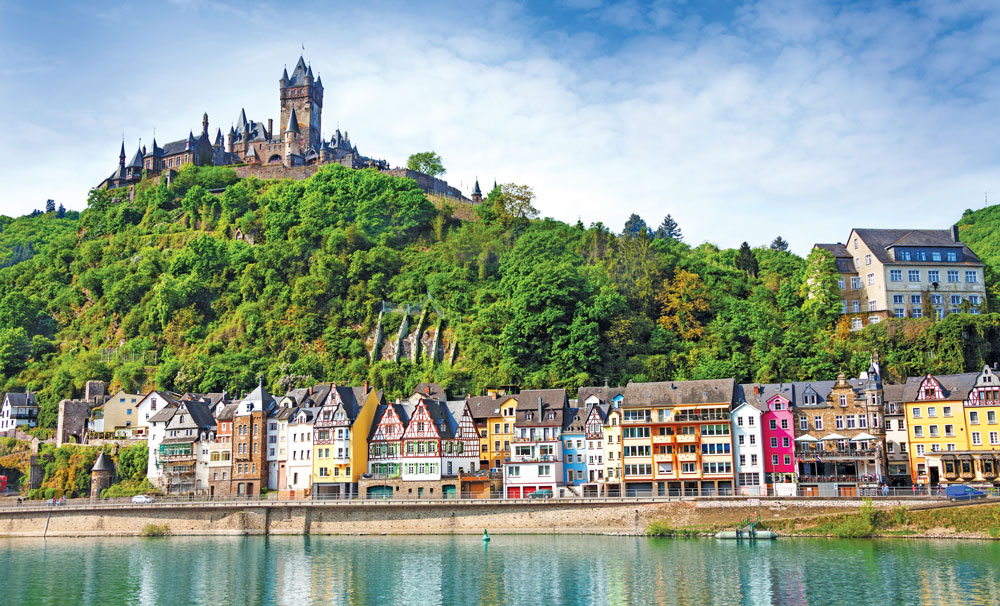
[202,112,209,136]
[119,139,126,165]
[286,107,301,134]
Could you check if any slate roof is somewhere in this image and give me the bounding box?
[853,228,982,266]
[287,56,311,86]
[92,451,115,472]
[215,403,238,421]
[414,382,447,402]
[563,407,587,433]
[735,381,838,409]
[4,393,37,408]
[513,390,567,427]
[465,393,516,421]
[623,379,735,407]
[901,373,979,402]
[286,107,301,134]
[576,386,625,405]
[148,404,178,423]
[127,147,144,168]
[182,400,216,429]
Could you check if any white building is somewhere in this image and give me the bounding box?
[0,392,38,436]
[731,391,765,496]
[503,389,568,498]
[134,390,178,438]
[286,407,318,494]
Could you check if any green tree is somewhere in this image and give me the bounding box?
[406,151,445,177]
[622,214,650,238]
[0,326,30,375]
[491,183,539,228]
[770,236,789,251]
[656,269,711,341]
[736,242,759,278]
[654,214,682,241]
[800,248,842,328]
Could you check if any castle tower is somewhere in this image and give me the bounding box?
[283,106,302,167]
[279,56,323,152]
[202,112,209,136]
[90,451,115,500]
[471,179,483,203]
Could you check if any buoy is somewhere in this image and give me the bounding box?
[482,529,491,542]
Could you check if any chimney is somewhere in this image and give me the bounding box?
[951,225,960,242]
[363,380,369,393]
[537,396,543,420]
[492,391,498,400]
[267,118,273,140]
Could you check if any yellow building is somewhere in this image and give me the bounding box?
[926,366,1000,488]
[467,391,518,470]
[312,386,382,498]
[603,407,623,495]
[903,373,974,486]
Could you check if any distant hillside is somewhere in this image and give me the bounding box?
[959,205,1000,304]
[1,163,999,429]
[0,212,80,268]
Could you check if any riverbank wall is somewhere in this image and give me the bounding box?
[0,498,943,538]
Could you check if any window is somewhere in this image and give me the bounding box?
[841,301,848,313]
[910,294,922,305]
[768,419,777,430]
[681,462,696,474]
[947,251,958,262]
[908,270,920,282]
[928,270,940,283]
[739,455,745,466]
[970,295,982,306]
[972,432,982,446]
[782,437,790,448]
[947,270,960,283]
[771,455,778,466]
[927,407,936,418]
[851,318,863,330]
[915,444,925,455]
[890,269,902,282]
[929,425,939,438]
[911,308,923,318]
[913,408,922,419]
[846,415,856,429]
[867,273,876,285]
[851,277,862,289]
[966,271,979,283]
[839,395,847,407]
[780,419,788,430]
[930,294,942,305]
[869,300,877,311]
[942,406,952,417]
[913,426,923,437]
[892,294,904,304]
[898,250,911,261]
[749,435,755,445]
[738,434,745,445]
[989,411,997,424]
[770,437,778,448]
[814,416,823,430]
[894,308,905,318]
[835,416,844,429]
[852,302,861,314]
[799,416,808,431]
[854,239,858,249]
[991,432,999,446]
[750,454,758,466]
[864,254,871,265]
[945,424,954,437]
[970,411,980,425]
[838,277,846,289]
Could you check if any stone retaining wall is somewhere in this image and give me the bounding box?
[0,498,943,538]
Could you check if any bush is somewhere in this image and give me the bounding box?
[141,524,167,537]
[833,515,874,538]
[646,520,675,536]
[100,479,160,499]
[26,427,54,440]
[892,505,911,527]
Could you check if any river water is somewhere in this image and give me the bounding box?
[2,534,997,605]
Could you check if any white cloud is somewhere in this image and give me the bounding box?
[1,1,999,256]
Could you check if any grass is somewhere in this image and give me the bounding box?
[646,521,716,537]
[768,502,1000,538]
[140,524,168,537]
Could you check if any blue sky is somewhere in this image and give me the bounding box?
[1,0,999,254]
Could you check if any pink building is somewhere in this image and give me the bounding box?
[762,392,796,491]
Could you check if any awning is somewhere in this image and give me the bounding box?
[851,432,878,441]
[820,433,848,441]
[794,435,819,442]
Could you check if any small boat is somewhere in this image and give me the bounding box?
[482,529,491,542]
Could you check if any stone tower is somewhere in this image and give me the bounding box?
[279,56,323,152]
[90,451,115,500]
[471,179,483,204]
[283,107,302,167]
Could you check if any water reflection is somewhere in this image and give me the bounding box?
[1,535,999,605]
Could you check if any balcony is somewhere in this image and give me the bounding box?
[673,412,730,423]
[507,454,559,464]
[653,453,673,463]
[622,415,652,425]
[652,435,674,445]
[676,434,696,444]
[797,474,859,483]
[160,453,196,463]
[163,465,194,476]
[677,453,697,462]
[795,446,880,458]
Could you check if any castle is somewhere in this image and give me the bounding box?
[101,56,480,202]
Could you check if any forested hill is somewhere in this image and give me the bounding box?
[1,163,999,429]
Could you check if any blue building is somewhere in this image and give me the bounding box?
[562,407,588,486]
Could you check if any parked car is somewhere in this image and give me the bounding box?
[131,494,155,504]
[528,489,553,499]
[944,485,987,501]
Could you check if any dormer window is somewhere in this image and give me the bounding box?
[526,413,534,421]
[547,412,555,420]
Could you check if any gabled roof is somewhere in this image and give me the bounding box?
[127,147,144,168]
[515,389,568,411]
[902,373,979,402]
[882,383,906,403]
[4,393,37,408]
[215,402,238,421]
[148,404,178,423]
[576,386,625,405]
[238,382,275,415]
[287,56,310,86]
[563,407,587,433]
[182,400,216,429]
[623,379,735,407]
[465,393,517,420]
[413,383,447,402]
[514,390,567,427]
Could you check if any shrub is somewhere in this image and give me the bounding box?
[100,480,160,499]
[141,524,167,537]
[647,520,675,536]
[989,527,1000,539]
[892,506,911,527]
[833,515,874,538]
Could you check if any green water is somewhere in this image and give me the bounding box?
[2,535,998,605]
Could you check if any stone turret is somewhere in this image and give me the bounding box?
[283,107,302,167]
[471,179,482,203]
[90,451,115,500]
[202,112,209,136]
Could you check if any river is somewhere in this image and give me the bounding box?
[1,534,997,605]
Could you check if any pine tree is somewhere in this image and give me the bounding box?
[770,236,789,251]
[56,203,66,218]
[622,213,650,238]
[736,242,759,278]
[45,199,55,214]
[654,214,682,240]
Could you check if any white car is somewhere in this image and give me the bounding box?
[131,494,155,504]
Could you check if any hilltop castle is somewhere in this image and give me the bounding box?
[101,56,479,202]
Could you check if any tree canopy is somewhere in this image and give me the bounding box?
[406,151,445,177]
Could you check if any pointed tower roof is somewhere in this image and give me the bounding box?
[214,128,223,146]
[236,108,249,132]
[119,140,126,164]
[245,145,259,160]
[127,147,144,168]
[289,56,309,85]
[286,107,301,134]
[472,179,482,196]
[92,451,115,473]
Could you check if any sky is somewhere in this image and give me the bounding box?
[1,0,999,254]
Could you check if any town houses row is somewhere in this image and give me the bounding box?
[8,362,1000,498]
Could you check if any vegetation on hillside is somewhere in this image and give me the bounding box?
[1,163,999,429]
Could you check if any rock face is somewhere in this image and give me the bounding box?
[367,311,453,365]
